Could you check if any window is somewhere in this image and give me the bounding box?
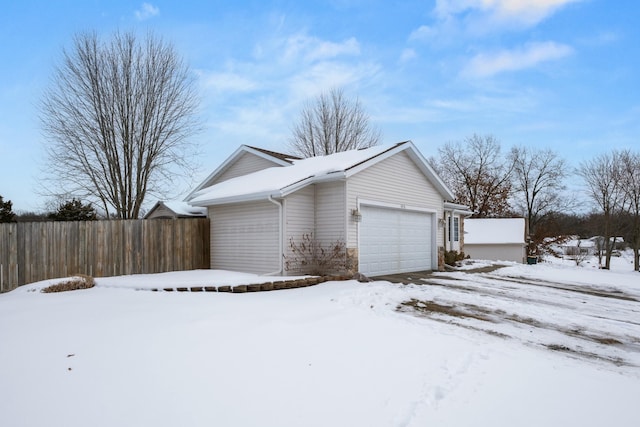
[448,216,459,242]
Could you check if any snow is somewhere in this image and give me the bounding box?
[190,144,395,204]
[162,201,206,217]
[1,264,639,427]
[464,217,526,244]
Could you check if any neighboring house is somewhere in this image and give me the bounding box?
[186,141,459,276]
[464,218,527,263]
[558,237,596,256]
[144,201,207,219]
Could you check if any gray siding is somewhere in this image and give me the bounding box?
[208,152,282,187]
[346,151,444,248]
[283,186,316,274]
[465,244,526,264]
[209,201,280,274]
[315,181,346,245]
[146,205,175,219]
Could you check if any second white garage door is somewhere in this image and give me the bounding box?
[359,205,433,276]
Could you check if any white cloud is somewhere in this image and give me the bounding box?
[463,41,573,78]
[489,0,582,23]
[411,0,583,42]
[409,25,437,42]
[400,48,417,62]
[199,71,257,93]
[436,0,582,26]
[193,31,381,156]
[135,3,159,21]
[283,34,360,63]
[289,61,381,102]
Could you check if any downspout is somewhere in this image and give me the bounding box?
[266,195,283,276]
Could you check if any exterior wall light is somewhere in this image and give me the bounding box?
[351,209,362,222]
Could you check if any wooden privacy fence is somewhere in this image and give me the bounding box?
[0,218,210,293]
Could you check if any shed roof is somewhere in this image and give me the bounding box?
[464,218,526,245]
[144,201,207,219]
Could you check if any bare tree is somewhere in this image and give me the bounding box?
[288,87,381,157]
[577,151,626,269]
[510,146,569,237]
[437,134,514,217]
[619,150,640,270]
[40,31,200,219]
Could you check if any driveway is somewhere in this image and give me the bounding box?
[372,264,507,284]
[383,265,640,367]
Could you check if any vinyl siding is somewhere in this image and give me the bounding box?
[346,151,444,248]
[209,201,280,274]
[315,181,346,245]
[465,244,526,264]
[208,152,283,187]
[146,205,175,219]
[283,186,316,274]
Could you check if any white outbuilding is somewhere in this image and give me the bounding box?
[464,218,527,263]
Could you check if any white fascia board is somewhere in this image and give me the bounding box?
[344,142,406,178]
[444,202,469,210]
[344,141,455,200]
[184,145,248,201]
[242,146,294,166]
[402,143,455,200]
[444,202,473,216]
[189,190,280,207]
[185,145,291,201]
[279,172,347,197]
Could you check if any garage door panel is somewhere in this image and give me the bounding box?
[359,206,432,276]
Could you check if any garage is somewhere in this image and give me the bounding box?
[358,205,433,276]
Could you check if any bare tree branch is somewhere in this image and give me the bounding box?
[577,151,626,269]
[619,150,640,270]
[437,134,514,217]
[288,87,381,157]
[40,31,201,219]
[510,146,569,236]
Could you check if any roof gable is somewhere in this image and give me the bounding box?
[186,145,298,201]
[144,201,207,219]
[189,141,455,206]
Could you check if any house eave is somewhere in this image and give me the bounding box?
[185,145,294,202]
[444,202,473,216]
[189,190,283,207]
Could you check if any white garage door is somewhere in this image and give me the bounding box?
[359,206,433,276]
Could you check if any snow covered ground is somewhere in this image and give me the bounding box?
[1,260,639,427]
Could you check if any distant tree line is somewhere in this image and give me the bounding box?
[430,134,640,271]
[0,196,97,223]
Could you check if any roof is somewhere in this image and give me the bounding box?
[144,201,207,219]
[464,218,526,245]
[245,146,301,163]
[186,145,299,201]
[189,141,455,206]
[444,201,473,216]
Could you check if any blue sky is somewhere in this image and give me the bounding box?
[1,0,638,212]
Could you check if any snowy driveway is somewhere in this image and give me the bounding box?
[2,264,640,426]
[393,264,640,367]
